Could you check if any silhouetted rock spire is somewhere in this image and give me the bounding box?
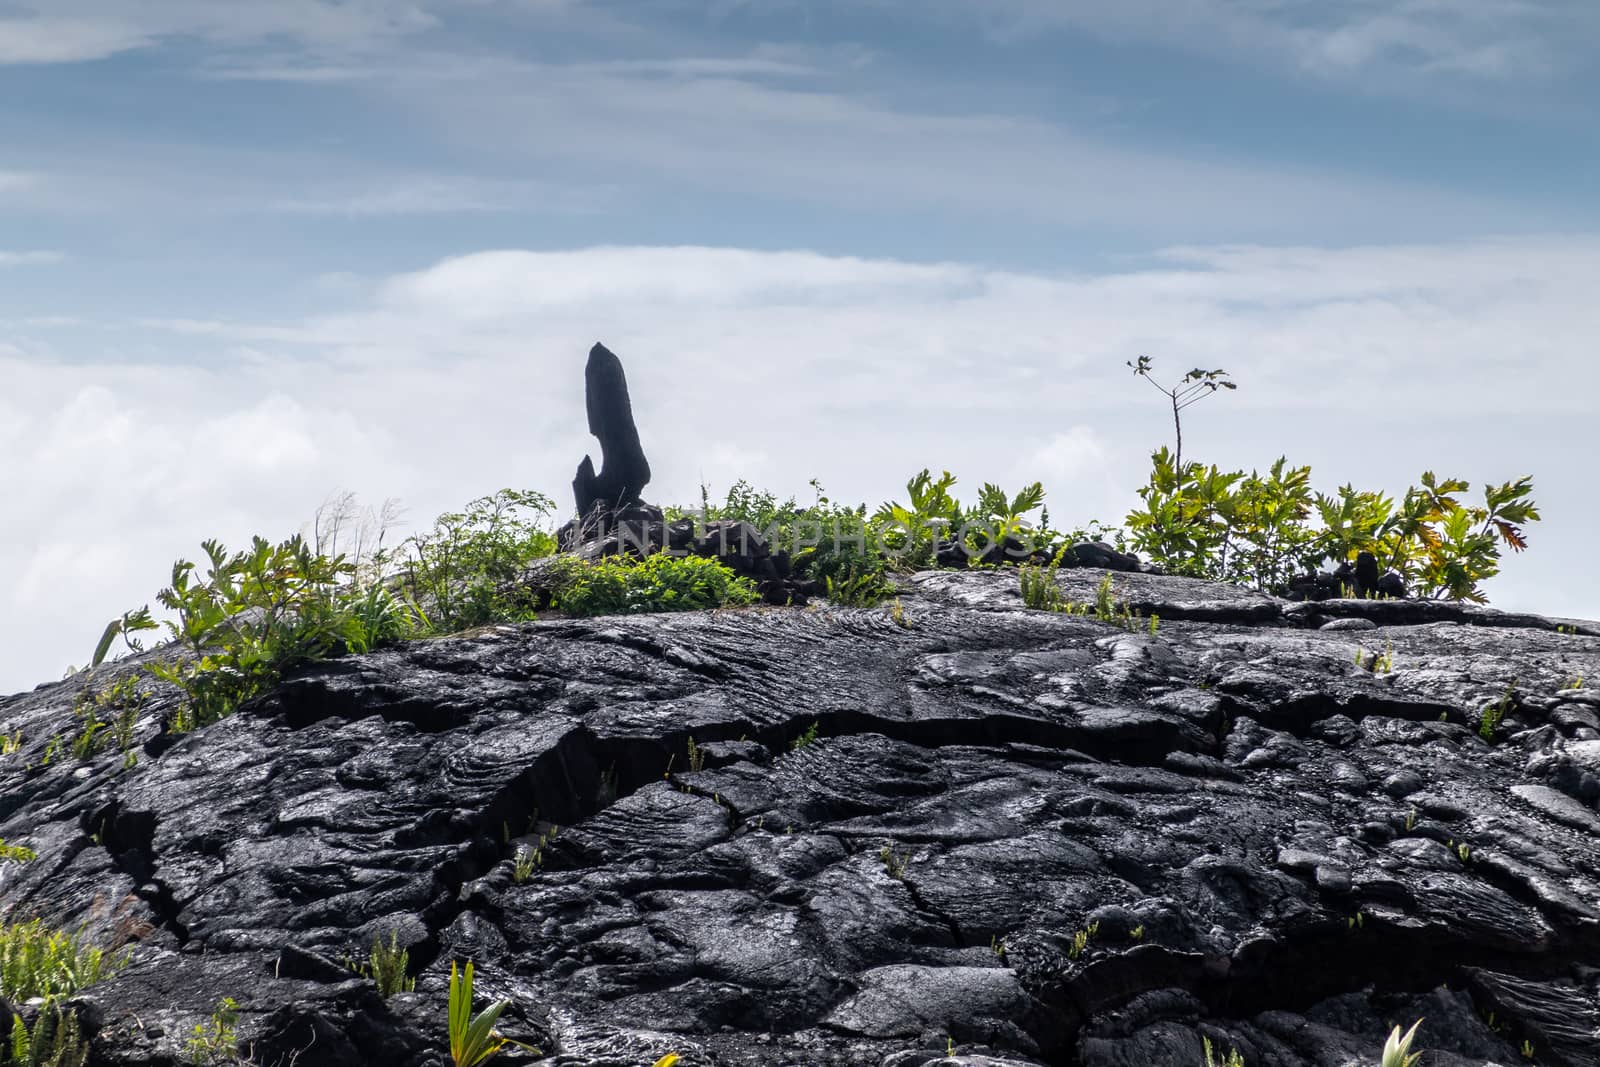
[573,342,651,516]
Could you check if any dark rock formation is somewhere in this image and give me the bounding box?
[1288,550,1409,603]
[4,570,1600,1066]
[573,342,652,518]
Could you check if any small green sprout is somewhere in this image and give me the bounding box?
[1381,1019,1423,1067]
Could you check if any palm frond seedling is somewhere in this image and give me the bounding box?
[448,960,538,1066]
[1381,1019,1423,1067]
[651,1056,680,1067]
[1202,1035,1245,1067]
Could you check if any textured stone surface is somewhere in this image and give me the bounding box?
[2,568,1600,1065]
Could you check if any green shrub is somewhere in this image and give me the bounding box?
[399,489,557,632]
[185,997,238,1065]
[552,555,758,617]
[0,841,35,865]
[104,535,420,732]
[0,919,126,1002]
[1124,448,1538,603]
[824,561,895,607]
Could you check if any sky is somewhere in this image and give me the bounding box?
[2,0,1598,693]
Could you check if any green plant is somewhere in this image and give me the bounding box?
[790,721,820,750]
[1019,562,1063,611]
[888,599,911,629]
[1202,1035,1245,1067]
[513,846,537,885]
[824,561,895,607]
[1564,675,1584,690]
[1381,1020,1423,1067]
[551,554,758,617]
[186,997,238,1065]
[1128,357,1236,473]
[686,736,706,773]
[1130,924,1144,941]
[1067,920,1100,960]
[1122,437,1539,603]
[0,919,127,1002]
[350,932,415,998]
[108,534,418,733]
[879,844,908,880]
[1405,808,1417,832]
[1522,1038,1535,1059]
[0,731,19,756]
[990,935,1006,958]
[651,1057,680,1067]
[1479,681,1516,741]
[400,489,556,632]
[0,841,35,864]
[448,960,537,1066]
[8,1004,88,1067]
[1148,614,1160,636]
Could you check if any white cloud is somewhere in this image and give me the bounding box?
[913,0,1595,91]
[0,1,437,64]
[0,172,38,194]
[374,61,1536,239]
[6,236,1597,695]
[0,251,63,267]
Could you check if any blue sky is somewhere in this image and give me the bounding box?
[3,0,1598,691]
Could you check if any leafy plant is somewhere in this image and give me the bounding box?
[0,731,19,757]
[790,721,820,750]
[8,1005,88,1067]
[351,932,414,998]
[551,554,758,617]
[824,561,895,607]
[1019,562,1064,611]
[879,845,908,880]
[874,469,962,568]
[1124,450,1539,603]
[109,534,419,732]
[0,919,127,1002]
[1479,681,1516,741]
[1067,920,1100,960]
[1381,1020,1423,1067]
[1202,1035,1245,1067]
[400,489,557,632]
[512,846,538,885]
[186,997,238,1065]
[1127,356,1236,472]
[0,841,35,864]
[448,960,537,1066]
